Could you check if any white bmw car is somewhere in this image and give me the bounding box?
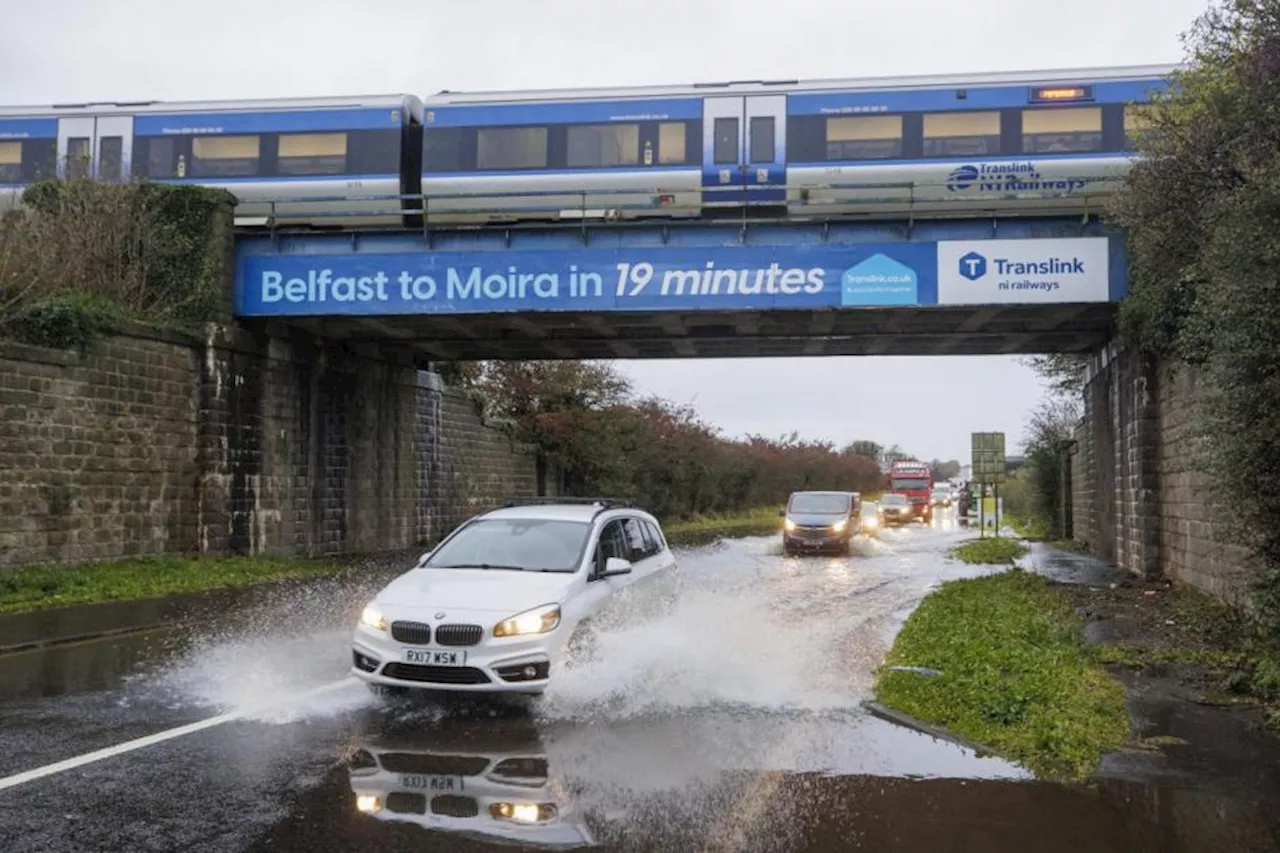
[352,499,677,694]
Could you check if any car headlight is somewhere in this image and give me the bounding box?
[493,604,561,637]
[355,794,381,814]
[831,519,848,533]
[360,605,387,632]
[784,518,797,532]
[490,802,557,823]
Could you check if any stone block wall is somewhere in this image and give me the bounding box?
[1154,363,1255,604]
[0,325,538,568]
[0,334,201,565]
[1072,345,1254,603]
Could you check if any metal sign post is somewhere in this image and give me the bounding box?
[971,432,1006,539]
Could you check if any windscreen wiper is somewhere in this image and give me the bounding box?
[434,563,527,571]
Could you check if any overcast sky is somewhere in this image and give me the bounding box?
[0,0,1209,461]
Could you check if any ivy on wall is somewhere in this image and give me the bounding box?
[1,180,235,347]
[1111,0,1280,631]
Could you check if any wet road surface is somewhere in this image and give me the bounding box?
[1,514,1277,852]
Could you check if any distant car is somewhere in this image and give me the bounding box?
[782,490,860,556]
[877,493,913,527]
[352,499,677,695]
[930,488,953,508]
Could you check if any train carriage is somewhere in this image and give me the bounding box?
[419,65,1173,225]
[0,94,424,227]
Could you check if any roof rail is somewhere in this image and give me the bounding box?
[502,496,634,510]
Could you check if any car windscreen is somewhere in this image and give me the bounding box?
[423,519,589,572]
[788,494,850,514]
[890,478,931,490]
[881,495,908,506]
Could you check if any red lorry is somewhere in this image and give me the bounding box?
[888,460,934,523]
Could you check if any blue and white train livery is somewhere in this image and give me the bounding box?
[0,65,1171,228]
[0,95,423,226]
[420,64,1171,223]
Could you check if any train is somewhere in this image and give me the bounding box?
[0,64,1172,229]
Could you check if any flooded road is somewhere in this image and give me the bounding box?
[1,515,1276,852]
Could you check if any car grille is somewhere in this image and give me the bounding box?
[381,663,491,684]
[390,621,431,644]
[431,795,479,818]
[379,753,490,775]
[491,757,549,781]
[386,792,426,815]
[434,624,484,646]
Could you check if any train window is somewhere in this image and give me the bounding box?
[347,129,401,176]
[1021,107,1102,154]
[21,139,56,182]
[98,136,123,182]
[477,126,547,170]
[191,135,261,178]
[146,137,177,178]
[567,123,639,168]
[424,128,470,172]
[826,116,902,160]
[278,132,347,176]
[713,117,738,164]
[67,137,91,179]
[0,141,20,182]
[659,121,686,164]
[1124,105,1157,150]
[750,116,775,163]
[923,111,1000,157]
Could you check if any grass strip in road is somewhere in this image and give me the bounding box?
[874,570,1130,780]
[663,506,783,545]
[0,555,344,615]
[949,537,1028,565]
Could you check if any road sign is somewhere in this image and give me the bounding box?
[971,432,1006,484]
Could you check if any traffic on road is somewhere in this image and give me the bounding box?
[1,501,1250,852]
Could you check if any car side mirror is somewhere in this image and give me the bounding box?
[603,557,633,577]
[414,549,434,568]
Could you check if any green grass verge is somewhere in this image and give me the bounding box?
[949,537,1029,565]
[663,506,782,544]
[1006,516,1088,553]
[874,570,1130,779]
[0,555,345,615]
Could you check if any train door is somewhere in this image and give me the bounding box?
[56,115,134,181]
[701,95,787,206]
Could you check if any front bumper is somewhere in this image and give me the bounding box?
[352,623,560,694]
[783,529,849,550]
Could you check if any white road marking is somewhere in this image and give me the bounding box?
[0,678,357,793]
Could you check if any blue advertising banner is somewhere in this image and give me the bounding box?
[234,237,1113,317]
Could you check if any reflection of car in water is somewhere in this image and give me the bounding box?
[781,490,860,556]
[347,723,594,848]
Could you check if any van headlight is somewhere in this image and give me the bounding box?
[494,604,561,637]
[360,605,387,632]
[831,519,848,533]
[784,518,797,532]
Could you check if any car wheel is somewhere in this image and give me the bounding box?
[564,622,599,668]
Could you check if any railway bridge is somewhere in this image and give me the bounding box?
[233,214,1124,361]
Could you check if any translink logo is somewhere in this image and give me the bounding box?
[958,251,987,281]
